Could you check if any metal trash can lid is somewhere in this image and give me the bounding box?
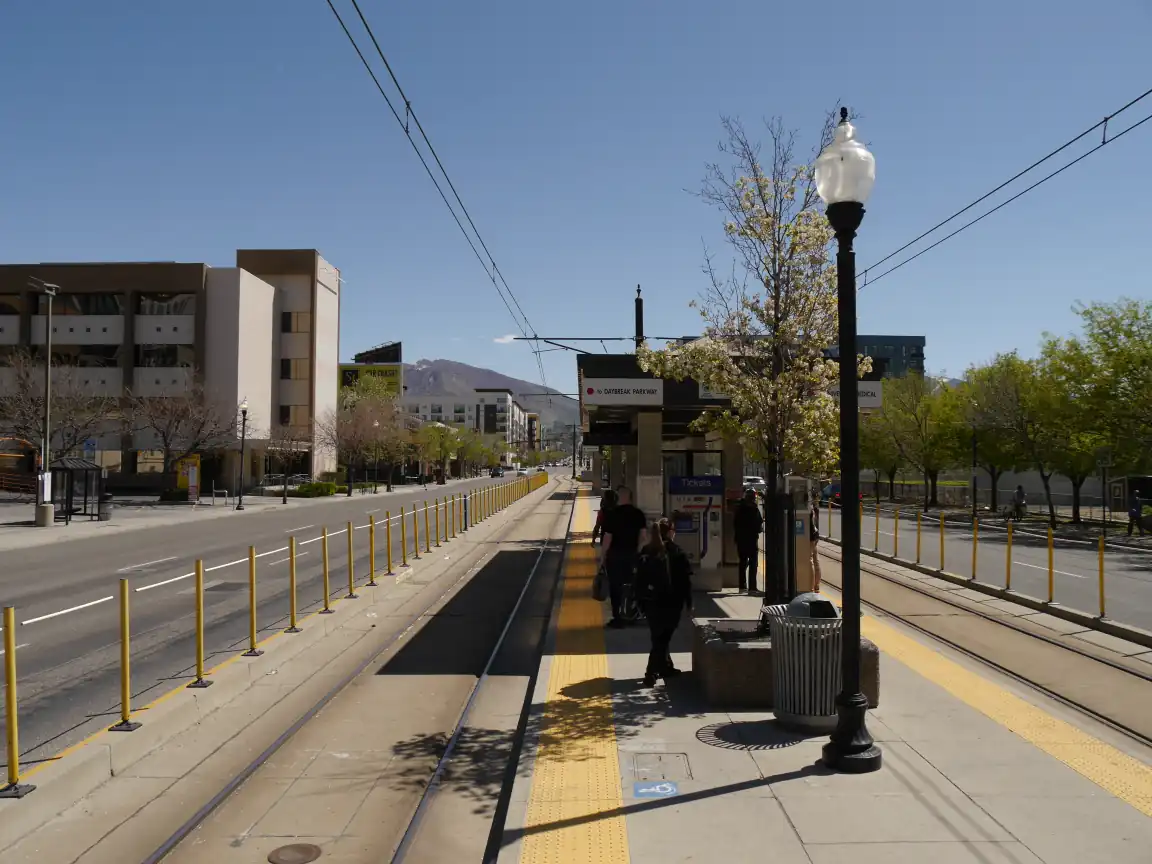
[786,592,841,619]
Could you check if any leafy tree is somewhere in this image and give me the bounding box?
[875,373,958,510]
[859,411,902,501]
[417,423,459,482]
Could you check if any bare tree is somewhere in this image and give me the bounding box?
[0,347,119,463]
[266,423,313,503]
[125,380,238,484]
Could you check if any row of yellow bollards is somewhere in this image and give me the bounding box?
[1,474,548,798]
[826,499,1110,620]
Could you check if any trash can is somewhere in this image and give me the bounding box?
[758,603,789,634]
[768,592,842,732]
[98,492,114,522]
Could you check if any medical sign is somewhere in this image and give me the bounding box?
[582,378,663,406]
[829,381,883,410]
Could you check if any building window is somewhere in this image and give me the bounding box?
[453,414,466,424]
[135,344,194,367]
[280,358,309,380]
[281,311,310,333]
[453,403,465,414]
[39,294,124,316]
[136,294,196,315]
[0,295,22,315]
[430,404,443,415]
[280,405,309,426]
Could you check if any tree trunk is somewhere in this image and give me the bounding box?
[1039,471,1056,526]
[984,466,1002,511]
[765,455,781,600]
[928,471,940,508]
[1070,475,1086,524]
[886,469,897,501]
[872,470,881,501]
[923,469,930,511]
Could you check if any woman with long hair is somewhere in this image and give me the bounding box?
[634,517,693,686]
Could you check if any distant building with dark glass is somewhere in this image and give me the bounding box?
[826,335,925,378]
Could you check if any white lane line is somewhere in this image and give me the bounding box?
[22,596,114,625]
[286,525,314,533]
[267,551,311,566]
[116,556,177,572]
[137,553,250,592]
[0,643,29,656]
[365,508,380,514]
[1011,560,1088,580]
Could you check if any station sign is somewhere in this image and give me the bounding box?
[582,378,663,406]
[829,381,883,410]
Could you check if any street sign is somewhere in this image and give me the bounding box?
[829,381,883,410]
[1095,447,1113,469]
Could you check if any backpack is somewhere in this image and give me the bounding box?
[634,552,674,605]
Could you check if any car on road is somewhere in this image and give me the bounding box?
[743,476,767,496]
[820,483,863,507]
[490,467,505,478]
[516,468,529,476]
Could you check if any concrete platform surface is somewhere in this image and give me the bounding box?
[498,491,1152,864]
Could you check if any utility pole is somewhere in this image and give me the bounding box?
[29,277,58,528]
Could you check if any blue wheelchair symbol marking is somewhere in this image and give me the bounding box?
[634,781,678,798]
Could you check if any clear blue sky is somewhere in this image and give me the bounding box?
[3,1,1149,393]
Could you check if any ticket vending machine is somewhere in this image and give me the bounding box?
[668,476,724,570]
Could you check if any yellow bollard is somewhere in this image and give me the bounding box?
[434,498,442,547]
[1098,536,1106,618]
[1047,526,1055,603]
[286,536,301,632]
[368,515,378,586]
[109,579,141,731]
[894,508,900,558]
[939,517,945,571]
[346,521,358,599]
[3,605,34,797]
[242,547,262,656]
[412,505,421,559]
[971,518,979,581]
[424,501,431,553]
[915,512,922,564]
[400,506,408,565]
[320,528,334,613]
[188,560,213,688]
[385,512,394,574]
[1005,523,1013,590]
[874,506,880,551]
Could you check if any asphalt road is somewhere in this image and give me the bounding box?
[0,472,548,765]
[826,506,1152,632]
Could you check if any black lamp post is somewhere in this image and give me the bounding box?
[816,107,882,773]
[235,399,249,511]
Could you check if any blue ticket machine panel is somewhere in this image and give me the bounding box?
[668,476,725,569]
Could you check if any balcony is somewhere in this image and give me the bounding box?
[131,367,191,397]
[0,365,123,397]
[134,315,195,344]
[32,315,125,345]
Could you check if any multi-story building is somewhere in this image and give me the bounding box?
[401,387,529,463]
[0,249,340,491]
[827,335,926,378]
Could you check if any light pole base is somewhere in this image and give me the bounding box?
[235,503,245,511]
[822,692,882,774]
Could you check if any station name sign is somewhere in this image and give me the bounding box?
[829,381,883,410]
[582,378,664,406]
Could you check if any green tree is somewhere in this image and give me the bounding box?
[876,373,958,510]
[416,423,459,483]
[859,411,902,501]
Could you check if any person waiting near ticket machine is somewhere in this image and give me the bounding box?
[734,488,764,592]
[634,517,693,686]
[599,485,648,627]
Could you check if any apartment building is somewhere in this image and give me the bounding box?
[0,249,340,490]
[401,387,529,461]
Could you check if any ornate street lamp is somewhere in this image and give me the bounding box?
[816,107,882,773]
[235,398,249,511]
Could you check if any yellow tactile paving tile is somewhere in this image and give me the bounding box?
[520,490,630,864]
[862,615,1152,817]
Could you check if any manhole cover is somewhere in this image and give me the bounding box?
[268,844,322,864]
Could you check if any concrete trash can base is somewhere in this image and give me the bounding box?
[769,593,842,733]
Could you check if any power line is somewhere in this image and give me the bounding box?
[860,86,1152,289]
[324,0,550,389]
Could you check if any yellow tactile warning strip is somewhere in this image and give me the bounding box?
[861,615,1152,817]
[520,488,630,864]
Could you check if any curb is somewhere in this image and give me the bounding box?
[825,538,1152,651]
[0,476,556,853]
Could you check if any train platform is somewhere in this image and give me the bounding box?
[497,490,1152,863]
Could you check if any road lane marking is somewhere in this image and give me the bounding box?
[22,595,114,625]
[0,642,29,656]
[286,525,314,533]
[1011,560,1088,579]
[116,556,177,572]
[267,551,311,566]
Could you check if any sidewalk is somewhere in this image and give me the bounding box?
[499,491,1152,863]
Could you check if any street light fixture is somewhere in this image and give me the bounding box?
[236,398,249,511]
[816,107,882,773]
[28,277,59,525]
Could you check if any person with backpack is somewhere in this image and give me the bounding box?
[634,517,693,686]
[599,485,648,627]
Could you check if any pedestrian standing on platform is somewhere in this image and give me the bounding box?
[634,517,693,686]
[734,488,764,592]
[810,501,823,592]
[599,485,648,627]
[592,488,617,545]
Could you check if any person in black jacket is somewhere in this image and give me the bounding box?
[733,489,764,592]
[634,517,693,686]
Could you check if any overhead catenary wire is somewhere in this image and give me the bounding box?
[860,86,1152,289]
[324,0,550,388]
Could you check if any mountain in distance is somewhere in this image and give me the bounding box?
[402,358,578,436]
